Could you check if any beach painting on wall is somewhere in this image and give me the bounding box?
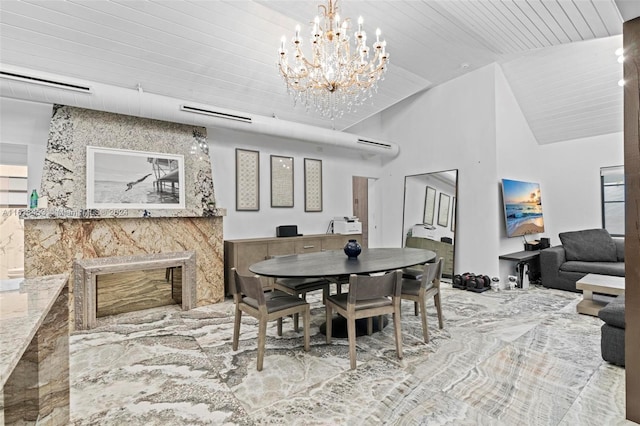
[501,178,545,237]
[86,146,185,209]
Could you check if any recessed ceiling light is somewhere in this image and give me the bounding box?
[617,55,625,64]
[618,79,625,87]
[615,48,624,56]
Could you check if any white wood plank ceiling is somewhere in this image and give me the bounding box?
[0,1,636,144]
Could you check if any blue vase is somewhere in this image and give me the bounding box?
[344,239,362,259]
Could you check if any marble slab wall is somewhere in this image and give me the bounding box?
[24,216,224,331]
[41,105,217,214]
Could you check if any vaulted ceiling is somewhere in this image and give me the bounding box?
[1,1,638,144]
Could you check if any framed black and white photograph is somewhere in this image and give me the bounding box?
[235,148,260,211]
[437,192,450,227]
[86,146,185,209]
[423,186,436,225]
[271,155,294,207]
[304,158,322,212]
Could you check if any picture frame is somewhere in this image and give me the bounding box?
[451,196,456,232]
[304,158,323,212]
[438,192,450,227]
[423,186,436,225]
[235,148,260,211]
[271,155,294,208]
[86,146,185,209]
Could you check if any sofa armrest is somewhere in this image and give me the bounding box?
[540,246,566,286]
[614,238,625,262]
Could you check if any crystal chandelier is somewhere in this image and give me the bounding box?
[277,0,389,119]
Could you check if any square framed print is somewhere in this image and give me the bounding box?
[423,186,436,225]
[304,158,322,212]
[271,155,294,207]
[437,192,450,227]
[86,146,185,209]
[235,148,260,211]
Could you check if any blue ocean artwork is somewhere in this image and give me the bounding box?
[502,179,545,237]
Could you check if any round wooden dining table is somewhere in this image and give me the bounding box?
[249,247,437,337]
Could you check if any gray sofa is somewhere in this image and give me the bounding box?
[540,228,625,292]
[599,294,625,366]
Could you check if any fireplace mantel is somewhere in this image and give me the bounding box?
[24,214,224,331]
[19,207,226,220]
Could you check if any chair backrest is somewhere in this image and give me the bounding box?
[232,268,266,305]
[347,270,402,304]
[421,257,444,289]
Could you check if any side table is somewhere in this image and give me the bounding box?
[499,250,541,288]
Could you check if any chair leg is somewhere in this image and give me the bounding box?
[367,317,373,335]
[326,303,333,344]
[434,292,443,329]
[414,301,418,316]
[393,309,403,360]
[348,317,357,370]
[257,318,267,371]
[232,306,242,351]
[277,318,283,336]
[303,306,310,351]
[419,297,429,343]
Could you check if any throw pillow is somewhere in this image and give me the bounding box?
[559,228,617,262]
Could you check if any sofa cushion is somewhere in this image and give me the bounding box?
[559,229,617,262]
[598,295,625,329]
[560,261,625,277]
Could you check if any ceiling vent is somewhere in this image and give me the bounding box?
[180,104,252,124]
[357,138,393,150]
[0,70,92,93]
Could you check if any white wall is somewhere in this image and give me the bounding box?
[351,64,500,276]
[208,127,384,240]
[540,132,624,245]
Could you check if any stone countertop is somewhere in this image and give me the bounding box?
[17,207,226,220]
[0,274,68,388]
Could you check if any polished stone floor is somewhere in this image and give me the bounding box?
[69,283,632,425]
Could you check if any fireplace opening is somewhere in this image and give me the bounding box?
[96,267,183,318]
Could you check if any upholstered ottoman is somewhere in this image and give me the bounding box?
[598,294,625,366]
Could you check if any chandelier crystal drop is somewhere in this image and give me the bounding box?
[277,0,389,119]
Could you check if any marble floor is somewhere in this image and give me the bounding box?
[69,283,633,425]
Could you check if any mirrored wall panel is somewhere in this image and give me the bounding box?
[402,169,458,277]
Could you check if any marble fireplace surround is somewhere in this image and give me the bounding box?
[73,251,196,330]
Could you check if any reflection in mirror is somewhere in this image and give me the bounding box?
[402,170,458,278]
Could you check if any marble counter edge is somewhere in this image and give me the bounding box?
[16,207,227,220]
[0,274,69,388]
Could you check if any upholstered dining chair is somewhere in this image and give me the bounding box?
[267,255,331,331]
[400,257,444,343]
[231,268,310,371]
[325,270,403,370]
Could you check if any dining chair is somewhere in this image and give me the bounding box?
[325,270,403,369]
[267,255,331,331]
[231,268,310,371]
[400,257,444,343]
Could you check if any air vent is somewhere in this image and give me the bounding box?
[0,71,92,93]
[180,104,252,124]
[357,138,392,149]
